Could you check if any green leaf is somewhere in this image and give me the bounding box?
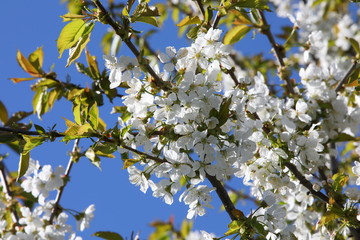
[318,211,340,226]
[86,49,100,79]
[10,77,37,83]
[17,152,30,181]
[346,65,360,87]
[66,33,91,67]
[22,135,45,154]
[0,101,8,125]
[230,0,270,10]
[223,25,251,45]
[28,47,44,72]
[122,158,141,169]
[347,38,360,57]
[132,16,159,27]
[62,119,94,141]
[34,124,46,134]
[225,220,242,235]
[332,173,348,192]
[92,231,124,240]
[176,16,201,27]
[57,20,88,58]
[180,220,193,238]
[186,25,201,40]
[332,133,359,142]
[218,98,232,126]
[89,102,99,130]
[60,13,86,22]
[93,143,117,158]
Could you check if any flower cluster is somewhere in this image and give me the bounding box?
[102,0,360,238]
[0,160,95,240]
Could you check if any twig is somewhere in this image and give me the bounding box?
[49,139,80,224]
[329,142,339,175]
[0,162,20,224]
[284,162,329,203]
[195,0,206,19]
[206,174,237,221]
[335,60,359,92]
[0,126,64,137]
[91,0,170,91]
[258,10,296,95]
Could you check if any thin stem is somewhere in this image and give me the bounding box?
[258,10,296,95]
[329,142,339,175]
[195,0,206,19]
[49,139,80,224]
[0,126,63,137]
[284,162,329,203]
[335,60,359,92]
[91,0,170,91]
[207,174,237,221]
[212,11,221,29]
[0,162,20,224]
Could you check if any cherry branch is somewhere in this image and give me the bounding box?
[195,0,206,19]
[0,162,20,224]
[284,162,329,203]
[0,126,64,138]
[207,174,237,221]
[258,10,296,95]
[49,138,80,224]
[91,0,170,91]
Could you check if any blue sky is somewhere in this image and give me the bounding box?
[0,1,289,239]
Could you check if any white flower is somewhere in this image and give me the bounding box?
[128,166,151,193]
[352,161,360,185]
[77,204,95,231]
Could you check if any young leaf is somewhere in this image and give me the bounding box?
[16,50,42,77]
[57,20,88,58]
[223,25,251,45]
[231,0,270,10]
[89,102,99,130]
[9,77,37,83]
[28,47,44,72]
[0,100,9,125]
[92,231,124,240]
[66,33,91,67]
[86,49,100,79]
[60,13,86,22]
[22,135,46,154]
[176,16,201,27]
[122,158,141,169]
[34,124,46,135]
[132,16,159,27]
[17,152,30,181]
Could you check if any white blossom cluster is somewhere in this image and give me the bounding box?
[102,0,360,239]
[0,160,95,240]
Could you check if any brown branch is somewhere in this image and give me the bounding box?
[195,0,206,19]
[284,162,329,203]
[49,139,80,224]
[258,10,296,95]
[0,126,64,138]
[91,0,170,91]
[206,174,237,221]
[0,162,20,224]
